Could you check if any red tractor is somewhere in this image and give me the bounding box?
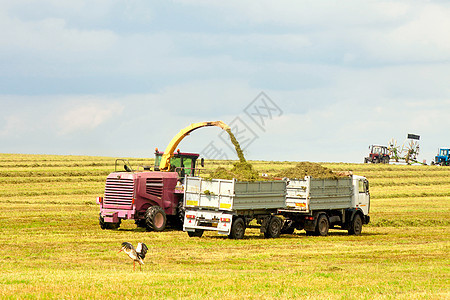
[364,145,390,164]
[96,121,230,232]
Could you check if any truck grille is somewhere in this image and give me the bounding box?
[104,177,134,207]
[146,178,163,199]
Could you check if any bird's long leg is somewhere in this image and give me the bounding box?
[133,261,135,271]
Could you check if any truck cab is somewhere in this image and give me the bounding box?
[353,175,370,221]
[97,150,200,232]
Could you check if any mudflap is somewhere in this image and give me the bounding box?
[258,215,272,233]
[304,219,316,232]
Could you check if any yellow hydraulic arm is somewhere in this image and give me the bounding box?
[159,121,231,171]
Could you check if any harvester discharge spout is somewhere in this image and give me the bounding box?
[159,121,231,171]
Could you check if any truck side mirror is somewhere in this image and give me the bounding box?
[201,158,205,168]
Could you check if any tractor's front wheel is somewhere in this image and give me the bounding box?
[145,206,167,232]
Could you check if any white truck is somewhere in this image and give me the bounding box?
[279,175,370,236]
[183,175,370,239]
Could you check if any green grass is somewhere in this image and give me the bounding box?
[0,154,449,299]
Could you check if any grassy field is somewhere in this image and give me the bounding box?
[0,153,448,299]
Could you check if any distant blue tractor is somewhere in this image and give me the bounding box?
[434,148,450,166]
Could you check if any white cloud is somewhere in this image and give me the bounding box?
[57,100,124,135]
[0,115,27,137]
[176,0,410,27]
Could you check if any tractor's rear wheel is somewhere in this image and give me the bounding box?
[145,206,167,232]
[176,200,185,229]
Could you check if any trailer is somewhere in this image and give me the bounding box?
[183,177,287,239]
[184,175,370,238]
[279,175,370,236]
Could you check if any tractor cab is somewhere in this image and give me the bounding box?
[434,148,450,166]
[154,149,201,177]
[372,145,388,156]
[365,145,390,164]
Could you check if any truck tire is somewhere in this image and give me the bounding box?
[315,214,329,236]
[264,216,282,238]
[348,213,363,235]
[145,206,167,232]
[187,229,204,238]
[99,213,120,230]
[229,218,246,239]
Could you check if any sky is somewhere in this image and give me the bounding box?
[1,0,449,163]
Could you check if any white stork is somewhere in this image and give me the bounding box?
[118,242,148,271]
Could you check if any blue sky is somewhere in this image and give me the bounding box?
[1,0,449,163]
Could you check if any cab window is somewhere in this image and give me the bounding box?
[358,180,365,193]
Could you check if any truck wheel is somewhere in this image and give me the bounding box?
[229,218,246,239]
[187,229,204,238]
[348,214,363,235]
[145,206,167,232]
[315,214,329,236]
[99,213,121,230]
[264,216,282,238]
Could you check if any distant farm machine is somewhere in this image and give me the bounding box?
[432,148,450,166]
[365,134,425,165]
[364,145,390,164]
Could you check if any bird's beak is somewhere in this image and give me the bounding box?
[118,249,123,253]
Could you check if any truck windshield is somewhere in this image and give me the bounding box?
[359,180,370,193]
